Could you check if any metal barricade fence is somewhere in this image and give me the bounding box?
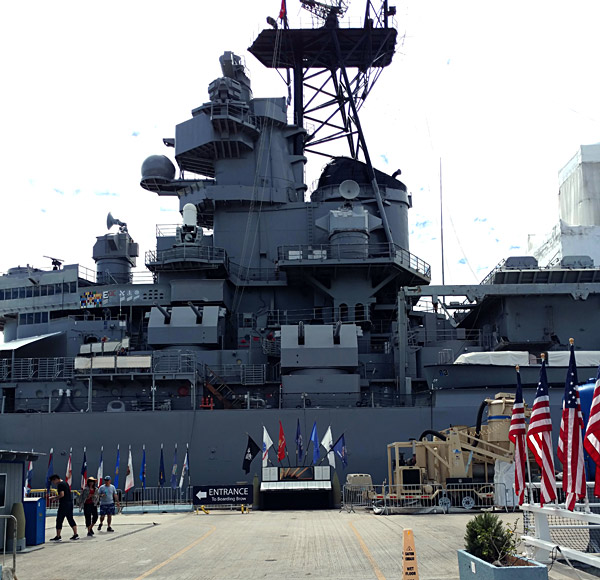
[1,515,17,576]
[343,482,508,514]
[121,486,194,507]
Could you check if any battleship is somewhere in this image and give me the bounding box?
[1,0,600,490]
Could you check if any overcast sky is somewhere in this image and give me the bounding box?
[1,0,599,285]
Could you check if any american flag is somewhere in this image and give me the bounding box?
[526,357,557,506]
[584,366,600,497]
[509,368,527,505]
[558,342,586,510]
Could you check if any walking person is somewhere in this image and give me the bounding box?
[78,477,99,537]
[97,475,121,532]
[49,474,78,541]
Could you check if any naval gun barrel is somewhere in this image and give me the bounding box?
[188,302,203,324]
[156,304,171,324]
[333,320,342,345]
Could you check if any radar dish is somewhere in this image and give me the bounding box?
[339,179,360,200]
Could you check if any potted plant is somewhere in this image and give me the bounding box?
[457,513,548,579]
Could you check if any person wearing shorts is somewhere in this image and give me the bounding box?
[49,474,78,541]
[98,475,120,532]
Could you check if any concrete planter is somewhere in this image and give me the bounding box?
[457,550,548,579]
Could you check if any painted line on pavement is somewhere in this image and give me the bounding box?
[349,521,387,580]
[134,526,216,579]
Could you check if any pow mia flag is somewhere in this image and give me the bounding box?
[242,435,261,474]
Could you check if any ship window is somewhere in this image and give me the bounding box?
[47,284,54,296]
[55,283,62,294]
[0,290,4,300]
[42,312,48,323]
[339,303,348,322]
[40,285,47,297]
[19,287,26,299]
[19,314,25,325]
[26,286,33,298]
[27,313,34,325]
[33,285,40,297]
[63,282,70,293]
[34,313,41,324]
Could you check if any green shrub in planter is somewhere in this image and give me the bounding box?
[464,513,517,566]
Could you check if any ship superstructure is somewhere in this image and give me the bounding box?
[1,1,600,487]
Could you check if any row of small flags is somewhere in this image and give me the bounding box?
[27,444,191,495]
[242,420,347,474]
[509,338,600,511]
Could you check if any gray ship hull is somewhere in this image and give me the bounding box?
[1,387,567,489]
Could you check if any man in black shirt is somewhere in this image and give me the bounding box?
[49,474,79,541]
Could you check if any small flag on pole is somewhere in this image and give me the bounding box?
[139,445,147,489]
[310,422,319,465]
[509,366,527,505]
[179,445,190,489]
[262,426,274,467]
[526,355,557,506]
[159,444,166,487]
[114,445,120,489]
[46,448,54,492]
[277,421,287,462]
[558,339,586,510]
[65,448,73,489]
[321,426,335,468]
[97,446,104,483]
[170,444,178,490]
[332,434,348,468]
[26,460,33,496]
[296,419,304,464]
[80,447,88,490]
[125,445,135,493]
[242,435,260,474]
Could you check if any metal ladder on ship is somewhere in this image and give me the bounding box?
[204,366,245,409]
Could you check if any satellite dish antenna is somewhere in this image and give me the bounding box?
[339,179,360,200]
[107,212,127,232]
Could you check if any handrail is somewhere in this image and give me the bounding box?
[1,515,17,575]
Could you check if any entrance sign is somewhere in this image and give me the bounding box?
[193,485,253,505]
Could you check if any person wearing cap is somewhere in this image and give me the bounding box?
[78,477,100,537]
[97,475,120,532]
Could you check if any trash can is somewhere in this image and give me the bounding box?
[23,497,46,546]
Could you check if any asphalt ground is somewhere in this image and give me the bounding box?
[9,509,600,580]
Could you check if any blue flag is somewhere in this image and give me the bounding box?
[296,419,304,463]
[46,448,54,492]
[139,446,146,489]
[114,446,120,489]
[310,422,319,465]
[170,445,178,490]
[159,445,166,487]
[332,434,348,468]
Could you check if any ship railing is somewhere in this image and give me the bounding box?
[145,245,228,266]
[155,224,179,237]
[521,482,600,568]
[343,482,507,514]
[360,362,396,380]
[202,364,266,386]
[8,357,75,381]
[152,352,196,374]
[281,390,433,409]
[228,263,285,283]
[277,243,431,278]
[264,307,370,326]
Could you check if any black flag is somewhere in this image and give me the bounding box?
[242,435,261,474]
